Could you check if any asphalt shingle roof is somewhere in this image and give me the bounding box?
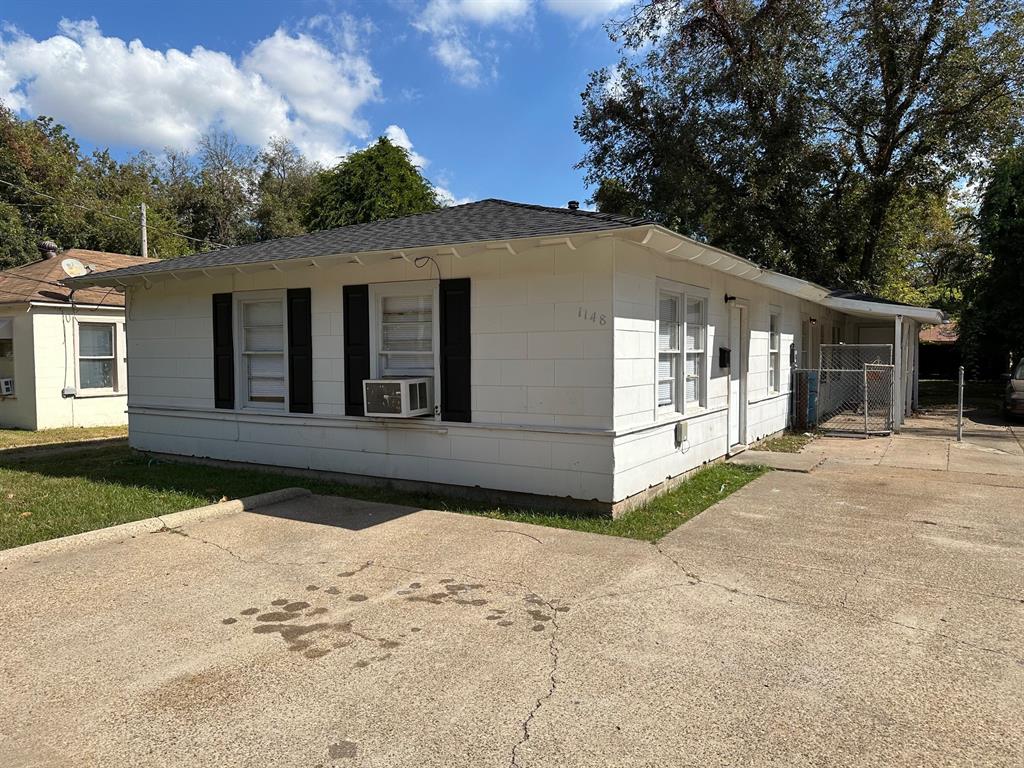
[71,199,652,284]
[0,249,157,306]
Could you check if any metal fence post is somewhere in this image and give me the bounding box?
[863,366,869,437]
[957,365,964,442]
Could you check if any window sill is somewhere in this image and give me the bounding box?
[74,390,123,399]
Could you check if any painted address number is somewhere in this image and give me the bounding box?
[578,307,607,325]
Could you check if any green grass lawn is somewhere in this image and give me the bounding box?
[0,446,768,550]
[0,425,127,450]
[751,431,815,453]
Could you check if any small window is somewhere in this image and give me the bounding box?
[769,313,781,393]
[240,298,286,408]
[376,289,434,377]
[685,297,705,405]
[657,293,680,409]
[79,323,116,390]
[657,289,706,414]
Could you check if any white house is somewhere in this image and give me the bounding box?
[0,244,156,430]
[70,200,942,514]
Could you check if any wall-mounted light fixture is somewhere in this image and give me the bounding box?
[809,317,818,325]
[724,294,737,303]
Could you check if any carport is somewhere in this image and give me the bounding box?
[821,291,945,430]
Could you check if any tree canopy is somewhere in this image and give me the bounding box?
[961,149,1024,371]
[576,0,1024,294]
[304,138,440,230]
[0,105,446,268]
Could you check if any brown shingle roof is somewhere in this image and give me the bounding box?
[919,323,958,344]
[0,249,157,308]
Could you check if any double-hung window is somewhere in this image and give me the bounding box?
[657,288,706,415]
[768,313,781,393]
[79,322,117,390]
[240,296,287,408]
[374,283,436,378]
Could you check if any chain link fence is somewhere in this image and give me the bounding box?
[791,345,895,435]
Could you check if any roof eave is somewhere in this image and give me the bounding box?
[820,296,944,324]
[63,229,629,288]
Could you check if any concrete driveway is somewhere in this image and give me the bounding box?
[1,426,1021,767]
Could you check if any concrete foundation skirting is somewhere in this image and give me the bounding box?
[0,487,311,566]
[610,457,728,518]
[140,451,615,517]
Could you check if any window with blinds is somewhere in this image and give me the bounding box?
[769,313,781,393]
[241,298,286,407]
[657,290,706,414]
[79,322,116,390]
[379,293,433,376]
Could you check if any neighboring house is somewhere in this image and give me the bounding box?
[0,243,157,430]
[919,323,960,380]
[71,200,942,514]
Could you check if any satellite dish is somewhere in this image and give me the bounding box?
[61,258,89,278]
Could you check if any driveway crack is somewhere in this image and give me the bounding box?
[509,597,562,768]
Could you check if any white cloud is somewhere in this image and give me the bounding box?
[431,36,486,87]
[417,0,532,29]
[435,185,474,207]
[543,0,633,25]
[413,0,530,87]
[0,18,380,165]
[383,124,428,168]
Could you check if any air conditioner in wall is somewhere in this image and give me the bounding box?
[363,377,433,418]
[0,378,13,396]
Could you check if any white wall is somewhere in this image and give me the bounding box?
[0,307,37,430]
[125,238,617,502]
[32,307,129,429]
[609,240,824,502]
[123,233,868,508]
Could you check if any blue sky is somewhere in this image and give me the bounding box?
[0,0,632,207]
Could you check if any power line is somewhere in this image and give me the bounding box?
[0,176,232,250]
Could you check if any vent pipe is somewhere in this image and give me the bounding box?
[38,241,59,259]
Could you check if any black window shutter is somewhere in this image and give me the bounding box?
[212,293,234,409]
[439,278,471,422]
[287,287,314,414]
[342,284,371,416]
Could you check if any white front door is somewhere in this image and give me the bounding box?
[728,304,747,449]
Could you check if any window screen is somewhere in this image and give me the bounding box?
[79,323,115,390]
[241,299,285,406]
[380,293,433,376]
[657,291,706,413]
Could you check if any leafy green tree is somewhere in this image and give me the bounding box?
[305,137,440,230]
[962,149,1024,373]
[578,0,1024,292]
[254,138,318,240]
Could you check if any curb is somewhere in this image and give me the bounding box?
[0,487,312,568]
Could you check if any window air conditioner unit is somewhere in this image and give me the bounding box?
[0,378,13,396]
[363,377,433,418]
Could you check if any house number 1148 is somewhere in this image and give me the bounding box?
[578,307,607,325]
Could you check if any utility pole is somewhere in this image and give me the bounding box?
[140,202,148,258]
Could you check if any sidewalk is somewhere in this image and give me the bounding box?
[803,405,1024,481]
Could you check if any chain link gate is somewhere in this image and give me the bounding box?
[791,344,895,435]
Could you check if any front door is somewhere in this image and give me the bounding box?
[728,304,747,450]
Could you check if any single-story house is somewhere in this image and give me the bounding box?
[918,322,960,380]
[0,243,156,430]
[70,200,942,514]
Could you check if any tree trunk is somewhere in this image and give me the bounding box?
[859,182,894,287]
